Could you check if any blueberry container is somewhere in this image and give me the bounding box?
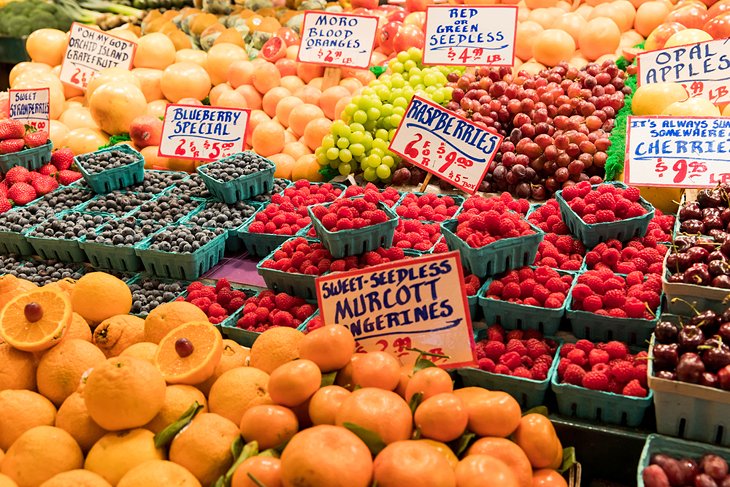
[79,219,159,273]
[197,152,276,204]
[307,199,399,258]
[126,274,191,318]
[440,217,544,278]
[74,145,146,194]
[26,232,87,263]
[0,140,52,173]
[256,237,325,301]
[179,201,262,253]
[0,227,34,255]
[555,182,655,248]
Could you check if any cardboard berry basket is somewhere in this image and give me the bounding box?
[74,145,146,194]
[0,140,52,173]
[555,181,655,248]
[78,218,163,273]
[457,334,563,409]
[440,216,545,278]
[197,151,276,204]
[256,237,326,301]
[307,199,400,259]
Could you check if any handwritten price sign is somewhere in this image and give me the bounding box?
[60,23,136,90]
[637,39,730,105]
[159,104,250,161]
[625,115,730,188]
[423,6,517,67]
[297,12,378,69]
[315,251,476,368]
[389,95,503,194]
[9,88,50,131]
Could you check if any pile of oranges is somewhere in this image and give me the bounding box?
[0,271,569,487]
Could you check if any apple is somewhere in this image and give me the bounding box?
[644,22,687,50]
[129,115,163,149]
[404,11,427,30]
[351,0,378,10]
[393,24,426,52]
[704,11,730,37]
[379,21,403,54]
[406,0,428,12]
[386,8,407,22]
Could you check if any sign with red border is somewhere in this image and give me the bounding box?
[389,95,503,195]
[60,23,137,90]
[315,251,477,368]
[423,6,518,67]
[297,11,378,69]
[625,115,730,188]
[158,104,251,161]
[9,88,50,131]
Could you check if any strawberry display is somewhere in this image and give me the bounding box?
[310,197,391,232]
[556,339,648,397]
[343,183,401,207]
[0,119,24,140]
[561,181,647,224]
[528,199,570,235]
[51,148,74,171]
[570,269,662,319]
[395,192,462,222]
[178,279,252,325]
[392,220,441,251]
[484,266,573,309]
[533,233,586,271]
[584,238,667,275]
[6,182,36,205]
[236,290,316,332]
[0,120,48,154]
[455,207,535,249]
[474,324,559,380]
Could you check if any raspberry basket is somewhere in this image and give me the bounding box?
[197,152,276,204]
[0,140,53,173]
[256,237,324,301]
[477,270,576,336]
[555,182,655,248]
[177,284,257,332]
[74,145,146,194]
[135,225,227,280]
[393,191,465,221]
[307,199,399,259]
[457,335,563,408]
[440,217,544,278]
[566,297,661,347]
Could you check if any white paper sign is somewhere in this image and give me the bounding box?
[389,95,503,194]
[60,23,136,90]
[297,12,378,69]
[9,88,50,131]
[423,6,518,66]
[637,38,730,105]
[625,115,730,188]
[158,104,250,161]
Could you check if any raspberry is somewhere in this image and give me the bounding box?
[623,187,641,202]
[499,351,522,370]
[596,193,616,211]
[483,341,506,361]
[187,282,205,292]
[255,307,271,322]
[494,364,511,375]
[506,330,524,341]
[563,364,587,385]
[531,363,550,380]
[228,297,245,313]
[575,339,594,354]
[215,278,230,292]
[512,367,532,379]
[582,371,609,391]
[525,339,549,359]
[622,379,647,397]
[478,358,496,372]
[603,289,626,308]
[190,297,212,314]
[581,294,603,312]
[625,297,646,318]
[208,303,227,318]
[604,341,629,360]
[274,293,298,311]
[610,360,635,384]
[634,363,648,387]
[560,343,576,357]
[557,357,571,377]
[486,325,505,342]
[588,349,610,367]
[272,311,295,328]
[295,304,316,321]
[566,349,587,367]
[506,339,527,356]
[571,283,592,302]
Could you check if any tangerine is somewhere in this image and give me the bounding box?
[351,351,401,391]
[453,389,521,437]
[144,301,208,344]
[155,321,223,385]
[208,367,271,425]
[372,440,456,487]
[414,393,468,443]
[298,324,355,372]
[0,288,72,352]
[268,359,321,407]
[249,327,303,374]
[117,460,201,487]
[55,392,107,453]
[71,273,132,325]
[145,385,208,434]
[197,339,249,396]
[0,390,56,450]
[335,388,412,445]
[85,429,165,486]
[531,469,568,487]
[308,385,351,426]
[467,437,533,487]
[231,456,282,487]
[36,339,106,406]
[404,366,453,401]
[455,454,519,487]
[239,404,299,449]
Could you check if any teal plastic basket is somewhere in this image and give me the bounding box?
[256,238,325,301]
[567,299,660,346]
[0,229,34,255]
[477,270,575,335]
[26,234,86,263]
[179,200,262,253]
[79,219,160,273]
[0,141,52,173]
[467,293,479,321]
[555,182,655,248]
[197,152,276,204]
[440,218,544,278]
[237,213,311,258]
[638,434,730,486]
[307,199,399,258]
[75,145,145,194]
[395,192,465,221]
[135,226,227,280]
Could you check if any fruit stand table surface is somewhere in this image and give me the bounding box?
[201,252,266,288]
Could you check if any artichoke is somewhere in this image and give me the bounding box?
[249,30,272,50]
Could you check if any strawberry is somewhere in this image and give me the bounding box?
[31,175,59,195]
[51,148,74,171]
[0,119,24,140]
[38,163,58,176]
[0,181,7,197]
[23,130,48,148]
[7,182,37,205]
[0,138,24,154]
[56,170,82,185]
[4,166,30,184]
[0,197,11,213]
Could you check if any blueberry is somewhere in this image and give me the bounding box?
[128,277,188,316]
[3,257,84,285]
[134,196,200,224]
[0,205,56,233]
[186,201,257,230]
[146,225,224,253]
[77,148,139,174]
[251,178,290,202]
[37,186,94,211]
[82,192,154,215]
[168,174,211,199]
[126,170,187,194]
[199,152,274,183]
[27,212,107,241]
[85,217,163,247]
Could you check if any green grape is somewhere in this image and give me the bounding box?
[382,155,395,168]
[380,105,393,118]
[350,122,365,133]
[338,164,351,176]
[363,167,378,182]
[375,128,389,141]
[391,76,405,89]
[390,61,404,74]
[326,147,339,160]
[321,135,335,150]
[336,137,349,149]
[390,114,402,127]
[339,148,352,163]
[396,51,410,63]
[404,60,417,72]
[409,75,423,87]
[353,110,368,124]
[407,47,422,63]
[424,73,438,86]
[389,128,397,140]
[350,143,365,157]
[370,148,385,159]
[316,150,328,166]
[393,106,406,116]
[333,121,350,138]
[350,130,365,144]
[393,97,408,109]
[372,138,389,152]
[344,103,358,117]
[361,88,375,97]
[329,160,339,169]
[376,164,391,180]
[367,108,380,121]
[431,90,445,104]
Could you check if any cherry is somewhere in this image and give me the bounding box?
[175,338,194,358]
[24,302,43,322]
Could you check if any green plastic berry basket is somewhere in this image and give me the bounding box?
[440,217,545,278]
[177,283,258,332]
[256,237,326,301]
[197,152,276,204]
[566,297,661,347]
[307,199,399,259]
[78,219,161,273]
[74,145,146,194]
[237,215,311,258]
[179,201,262,253]
[0,227,35,255]
[555,181,655,248]
[457,336,563,409]
[394,191,465,221]
[0,141,52,173]
[477,270,576,336]
[135,225,228,280]
[25,211,114,263]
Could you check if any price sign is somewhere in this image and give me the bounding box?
[158,104,250,161]
[9,88,50,131]
[60,23,136,90]
[637,39,730,105]
[297,11,378,69]
[423,6,517,66]
[315,251,477,368]
[625,115,730,188]
[389,95,503,194]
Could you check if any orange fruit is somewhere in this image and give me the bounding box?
[0,339,37,391]
[298,325,355,373]
[303,118,333,151]
[513,413,563,469]
[467,437,533,487]
[274,96,301,128]
[39,469,112,487]
[404,366,454,401]
[532,469,568,487]
[71,273,132,325]
[351,351,401,390]
[261,86,291,117]
[197,339,249,396]
[268,359,321,407]
[169,413,240,486]
[456,454,519,487]
[249,327,304,374]
[251,61,281,94]
[239,404,298,449]
[282,141,311,161]
[63,313,91,343]
[414,393,468,443]
[231,456,281,487]
[155,321,223,385]
[0,288,72,352]
[36,339,106,406]
[395,363,412,398]
[0,275,37,311]
[83,356,166,431]
[373,440,456,487]
[144,301,209,344]
[236,85,262,110]
[0,474,13,487]
[308,385,351,426]
[320,86,351,119]
[92,315,145,357]
[117,460,200,487]
[119,342,158,363]
[1,426,83,487]
[288,104,325,138]
[269,153,296,179]
[335,354,358,389]
[294,85,322,106]
[415,440,459,470]
[55,392,107,453]
[251,121,285,157]
[145,385,208,434]
[208,367,271,425]
[85,429,165,486]
[453,389,521,437]
[280,425,372,487]
[0,390,56,450]
[335,388,412,445]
